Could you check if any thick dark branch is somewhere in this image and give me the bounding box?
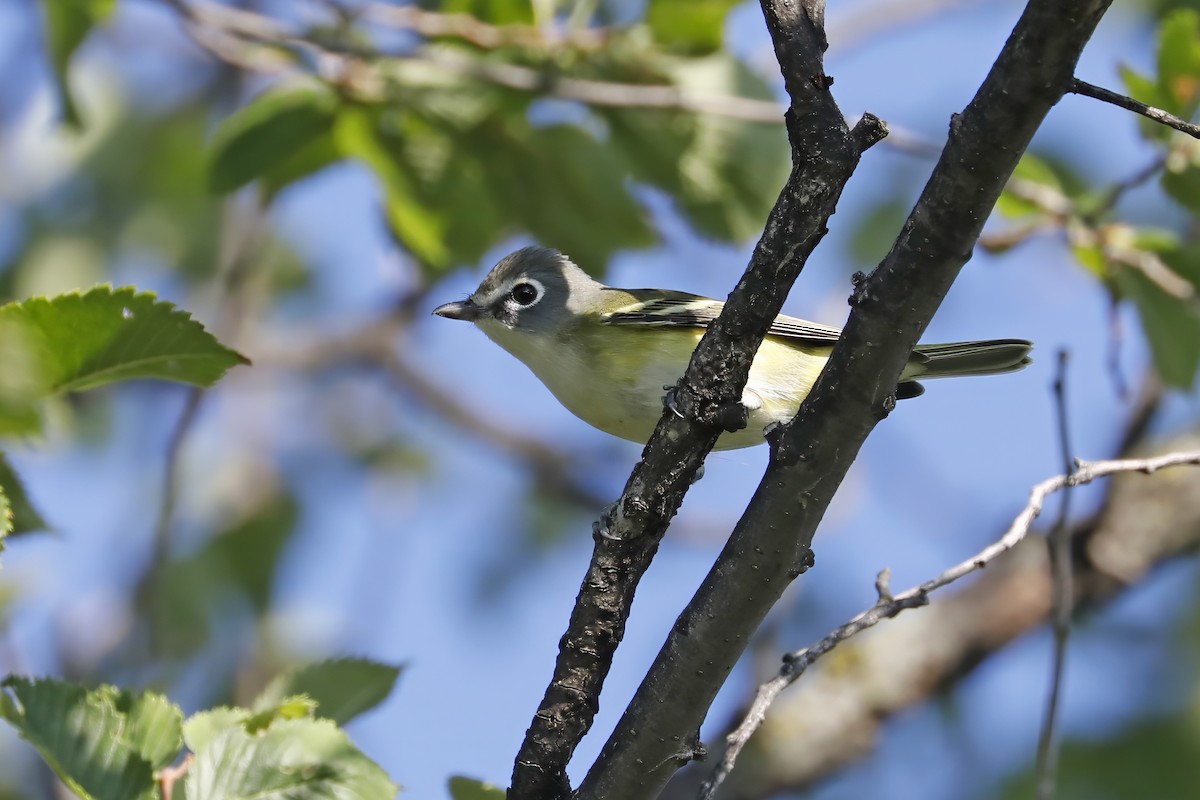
[578,1,1113,798]
[1071,78,1200,139]
[508,3,885,798]
[662,432,1200,799]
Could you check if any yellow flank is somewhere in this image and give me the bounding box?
[480,315,833,450]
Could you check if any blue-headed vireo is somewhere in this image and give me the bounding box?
[433,247,1032,450]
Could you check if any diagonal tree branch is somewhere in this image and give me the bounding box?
[698,447,1200,797]
[508,3,888,798]
[653,428,1200,799]
[577,1,1114,798]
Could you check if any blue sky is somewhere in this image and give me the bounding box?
[1,2,1196,799]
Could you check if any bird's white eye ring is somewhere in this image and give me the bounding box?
[509,281,542,307]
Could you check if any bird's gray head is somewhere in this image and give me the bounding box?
[433,247,603,334]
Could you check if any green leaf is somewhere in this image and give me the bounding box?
[243,696,319,735]
[664,54,788,241]
[335,106,451,270]
[449,776,507,800]
[1118,259,1200,388]
[1157,9,1200,117]
[997,154,1064,218]
[507,123,658,267]
[41,0,118,127]
[0,677,183,800]
[645,0,739,54]
[0,286,246,433]
[1162,138,1200,211]
[181,716,398,800]
[208,82,341,194]
[181,707,248,755]
[254,659,403,726]
[1070,240,1108,280]
[417,0,531,25]
[0,454,49,536]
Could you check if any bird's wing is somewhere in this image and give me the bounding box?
[601,289,843,347]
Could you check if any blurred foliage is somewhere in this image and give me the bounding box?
[997,712,1200,799]
[40,0,117,127]
[145,493,298,660]
[990,8,1200,389]
[4,0,1200,797]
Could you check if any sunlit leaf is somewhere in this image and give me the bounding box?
[449,776,507,800]
[0,284,244,411]
[1157,9,1200,117]
[1071,241,1108,279]
[180,707,247,756]
[646,0,739,54]
[181,716,398,800]
[41,0,118,127]
[996,154,1064,218]
[1118,254,1200,388]
[208,82,341,194]
[243,696,318,734]
[335,107,451,270]
[418,0,532,25]
[0,678,183,800]
[254,658,403,726]
[665,54,788,241]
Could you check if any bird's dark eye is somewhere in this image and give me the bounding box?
[510,282,540,306]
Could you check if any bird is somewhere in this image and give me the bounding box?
[433,247,1032,450]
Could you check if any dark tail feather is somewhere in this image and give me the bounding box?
[897,339,1033,399]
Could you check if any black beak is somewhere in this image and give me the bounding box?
[432,299,482,321]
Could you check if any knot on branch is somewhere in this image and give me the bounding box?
[850,112,890,153]
[664,382,749,433]
[848,269,872,308]
[787,546,816,579]
[877,392,897,420]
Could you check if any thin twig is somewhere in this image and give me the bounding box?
[134,199,267,644]
[257,316,610,510]
[1034,351,1075,800]
[698,448,1200,798]
[1071,78,1200,139]
[158,0,949,152]
[362,3,614,50]
[979,173,1195,301]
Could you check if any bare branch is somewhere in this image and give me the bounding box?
[1071,78,1200,139]
[257,317,609,510]
[698,447,1200,796]
[513,4,886,796]
[584,1,1114,798]
[1034,351,1076,800]
[362,2,614,50]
